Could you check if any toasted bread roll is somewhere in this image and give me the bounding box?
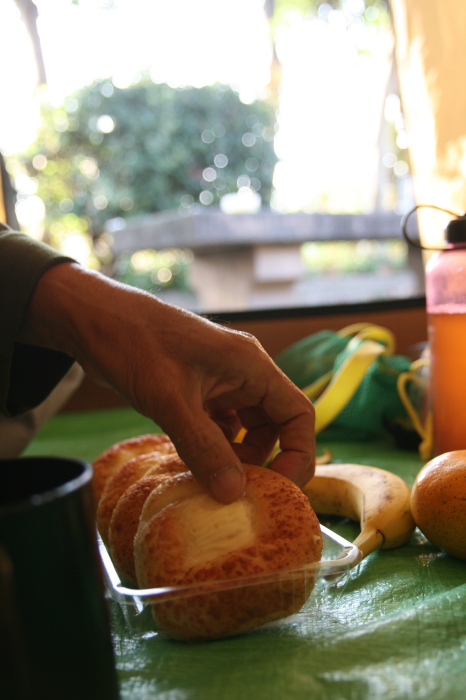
[134,465,323,641]
[92,433,174,505]
[97,446,177,544]
[108,455,188,583]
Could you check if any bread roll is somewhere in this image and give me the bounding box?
[97,446,177,544]
[134,465,323,641]
[92,433,174,505]
[107,455,188,584]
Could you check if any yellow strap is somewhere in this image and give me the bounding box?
[338,322,376,337]
[397,372,426,439]
[300,369,334,401]
[310,339,386,433]
[344,324,396,354]
[300,325,395,405]
[234,427,247,443]
[397,359,433,460]
[419,412,434,461]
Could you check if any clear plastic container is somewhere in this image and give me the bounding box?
[99,525,361,639]
[425,216,466,454]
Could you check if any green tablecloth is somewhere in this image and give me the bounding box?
[25,408,466,700]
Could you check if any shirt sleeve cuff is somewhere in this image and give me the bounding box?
[0,227,78,417]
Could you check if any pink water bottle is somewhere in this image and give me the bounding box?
[424,215,466,455]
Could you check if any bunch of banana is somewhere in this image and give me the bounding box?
[303,463,415,559]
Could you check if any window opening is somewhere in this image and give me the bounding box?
[0,0,422,313]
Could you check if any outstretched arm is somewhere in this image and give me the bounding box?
[19,262,315,502]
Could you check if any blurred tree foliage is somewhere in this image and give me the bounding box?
[18,79,277,240]
[272,0,389,24]
[113,248,194,295]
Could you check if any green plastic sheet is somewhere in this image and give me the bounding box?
[25,408,466,700]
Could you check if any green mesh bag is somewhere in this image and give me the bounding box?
[274,330,350,388]
[275,324,414,443]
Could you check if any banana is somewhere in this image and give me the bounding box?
[303,463,416,559]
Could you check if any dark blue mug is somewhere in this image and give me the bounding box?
[0,456,120,700]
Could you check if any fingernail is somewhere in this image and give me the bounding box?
[208,464,245,503]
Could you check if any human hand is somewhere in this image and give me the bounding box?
[20,263,315,502]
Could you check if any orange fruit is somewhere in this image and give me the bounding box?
[411,450,466,560]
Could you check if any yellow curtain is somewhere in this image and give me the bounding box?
[390,0,466,247]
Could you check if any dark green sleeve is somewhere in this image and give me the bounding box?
[0,223,77,417]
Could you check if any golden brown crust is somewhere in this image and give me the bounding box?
[97,446,177,544]
[107,455,188,584]
[92,433,174,506]
[134,465,323,641]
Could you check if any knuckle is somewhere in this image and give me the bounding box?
[235,330,265,354]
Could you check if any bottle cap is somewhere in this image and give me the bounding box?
[445,216,466,244]
[402,205,466,250]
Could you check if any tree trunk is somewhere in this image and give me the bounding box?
[263,0,282,110]
[14,0,47,87]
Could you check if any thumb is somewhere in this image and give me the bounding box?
[163,408,247,503]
